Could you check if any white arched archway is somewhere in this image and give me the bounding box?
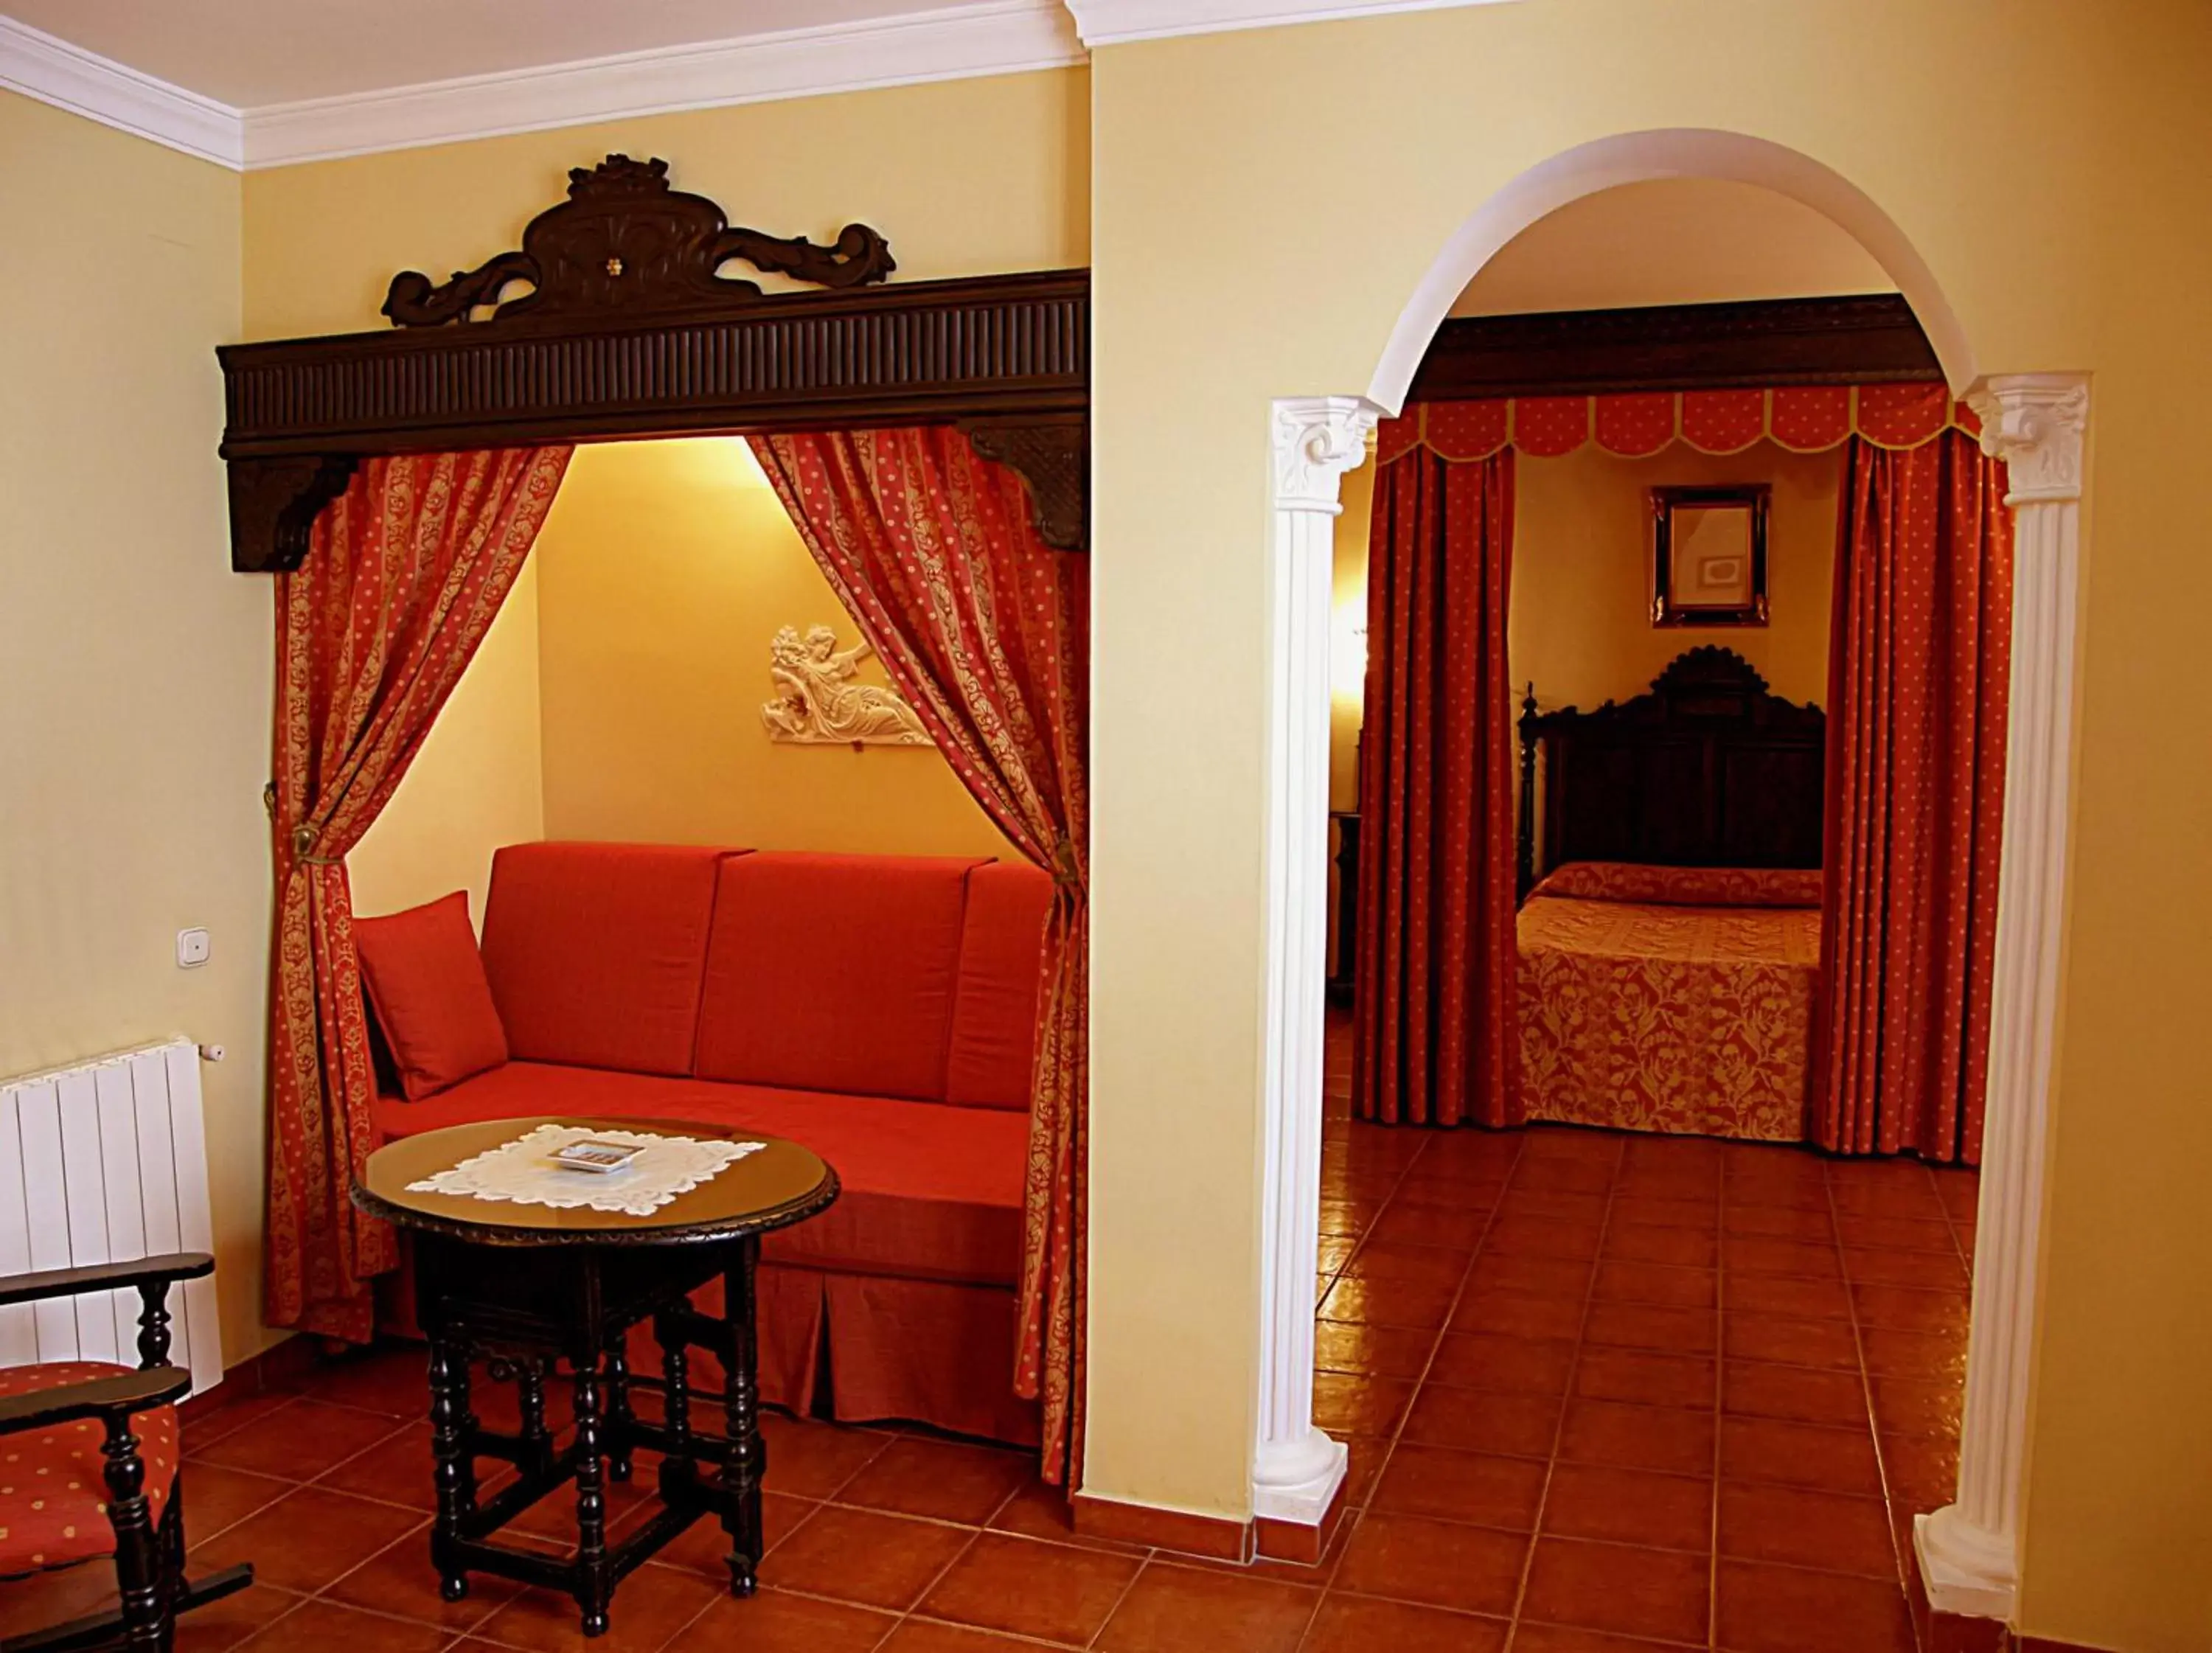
[1254,131,2084,1632]
[1366,127,1980,410]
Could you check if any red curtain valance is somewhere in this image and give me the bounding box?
[1377,383,1981,466]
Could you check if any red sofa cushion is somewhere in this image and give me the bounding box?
[479,842,730,1076]
[945,861,1054,1110]
[354,892,509,1100]
[375,1062,1025,1287]
[692,853,983,1101]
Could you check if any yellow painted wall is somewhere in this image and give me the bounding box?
[1088,7,2212,1646]
[346,559,547,925]
[1512,443,1837,715]
[0,92,276,1367]
[534,439,1012,857]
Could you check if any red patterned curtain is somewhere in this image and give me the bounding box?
[1813,431,2011,1163]
[1354,448,1523,1128]
[265,448,571,1339]
[747,428,1089,1486]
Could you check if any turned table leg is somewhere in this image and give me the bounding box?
[513,1355,557,1482]
[427,1334,479,1603]
[571,1349,613,1637]
[720,1236,764,1598]
[605,1346,635,1484]
[654,1309,697,1506]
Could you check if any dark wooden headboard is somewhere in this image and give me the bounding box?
[1516,646,1826,896]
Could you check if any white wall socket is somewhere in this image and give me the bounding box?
[176,928,211,968]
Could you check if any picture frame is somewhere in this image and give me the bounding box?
[1651,484,1770,627]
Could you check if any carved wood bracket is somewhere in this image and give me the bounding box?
[226,455,360,574]
[383,154,894,327]
[961,416,1088,552]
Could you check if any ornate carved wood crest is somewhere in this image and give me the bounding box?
[382,154,896,327]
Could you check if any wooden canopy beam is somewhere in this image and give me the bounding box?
[216,155,1091,569]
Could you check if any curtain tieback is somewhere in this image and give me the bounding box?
[1050,840,1085,894]
[271,788,342,866]
[287,821,344,866]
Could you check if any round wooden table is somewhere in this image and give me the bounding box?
[355,1116,838,1638]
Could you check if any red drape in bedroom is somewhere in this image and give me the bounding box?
[265,448,571,1339]
[1813,430,2012,1164]
[747,428,1091,1487]
[1354,446,1523,1129]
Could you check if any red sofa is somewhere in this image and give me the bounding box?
[371,841,1052,1447]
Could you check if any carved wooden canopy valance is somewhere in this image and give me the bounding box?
[217,155,1089,570]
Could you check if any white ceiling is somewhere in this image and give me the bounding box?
[1453,179,1894,316]
[0,0,997,108]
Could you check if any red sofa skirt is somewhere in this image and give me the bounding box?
[620,1267,1040,1449]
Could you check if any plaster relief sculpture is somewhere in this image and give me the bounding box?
[761,624,932,747]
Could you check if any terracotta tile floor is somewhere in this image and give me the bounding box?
[0,1031,1975,1652]
[1304,1012,1978,1652]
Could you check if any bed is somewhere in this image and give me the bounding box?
[1514,647,1827,1141]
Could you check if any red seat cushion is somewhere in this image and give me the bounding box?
[692,854,984,1101]
[479,843,731,1076]
[375,1063,1026,1287]
[718,1089,1027,1287]
[945,861,1053,1111]
[354,892,509,1100]
[0,1363,176,1579]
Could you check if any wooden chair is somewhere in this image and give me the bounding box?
[0,1255,251,1652]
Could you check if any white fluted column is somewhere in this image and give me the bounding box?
[1916,372,2090,1621]
[1253,395,1379,1525]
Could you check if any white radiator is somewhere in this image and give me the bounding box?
[0,1040,223,1394]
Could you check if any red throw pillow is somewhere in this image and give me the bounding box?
[353,891,509,1100]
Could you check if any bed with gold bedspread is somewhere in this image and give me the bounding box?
[1516,861,1823,1141]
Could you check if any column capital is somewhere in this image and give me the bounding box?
[1966,373,2090,504]
[1273,396,1382,514]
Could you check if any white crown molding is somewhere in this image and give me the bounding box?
[0,13,242,169]
[0,2,1085,174]
[1063,0,1512,48]
[240,1,1085,169]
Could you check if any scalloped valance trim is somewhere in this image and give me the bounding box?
[1377,383,1982,466]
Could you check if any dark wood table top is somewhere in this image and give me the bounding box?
[354,1116,838,1248]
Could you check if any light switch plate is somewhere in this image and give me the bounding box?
[176,928,211,968]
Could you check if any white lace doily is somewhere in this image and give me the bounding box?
[406,1124,765,1218]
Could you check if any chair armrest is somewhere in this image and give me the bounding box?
[0,1253,213,1309]
[0,1365,192,1437]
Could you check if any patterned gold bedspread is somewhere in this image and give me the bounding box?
[1516,863,1821,1141]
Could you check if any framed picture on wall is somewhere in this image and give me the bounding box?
[1651,484,1770,627]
